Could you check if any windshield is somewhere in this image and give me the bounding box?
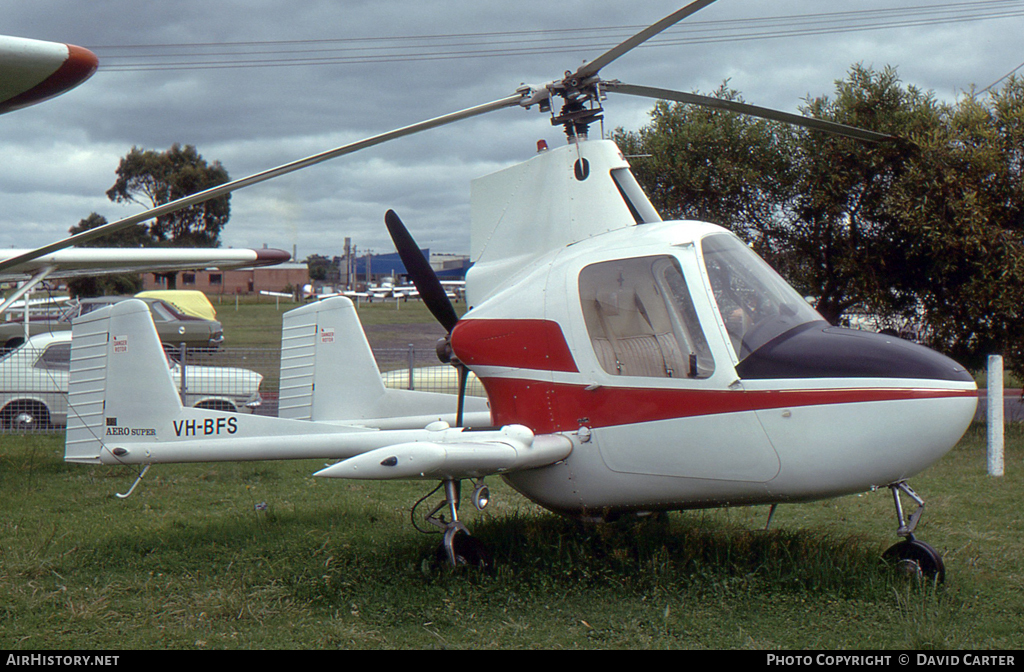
[700,233,824,360]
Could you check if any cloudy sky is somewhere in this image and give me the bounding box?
[2,0,1022,261]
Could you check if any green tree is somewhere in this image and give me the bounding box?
[887,76,1024,372]
[777,65,942,324]
[613,84,797,247]
[106,143,230,247]
[64,213,144,297]
[304,254,331,282]
[616,66,1024,375]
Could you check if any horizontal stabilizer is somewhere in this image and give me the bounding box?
[314,423,572,480]
[64,299,537,474]
[65,299,368,465]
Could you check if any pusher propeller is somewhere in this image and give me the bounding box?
[385,209,459,333]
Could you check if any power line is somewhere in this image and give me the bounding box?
[90,1,1024,72]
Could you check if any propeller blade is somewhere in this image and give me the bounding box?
[456,363,469,427]
[605,82,896,143]
[574,0,718,80]
[0,94,524,277]
[384,209,459,333]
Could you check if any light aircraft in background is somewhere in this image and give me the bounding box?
[0,35,97,115]
[59,1,975,579]
[441,281,466,300]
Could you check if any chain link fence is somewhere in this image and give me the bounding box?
[1,342,479,433]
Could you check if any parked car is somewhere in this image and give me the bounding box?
[63,296,225,350]
[380,365,486,397]
[0,300,71,351]
[0,331,262,431]
[1,295,225,352]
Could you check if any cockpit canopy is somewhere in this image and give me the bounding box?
[577,231,824,381]
[699,233,822,361]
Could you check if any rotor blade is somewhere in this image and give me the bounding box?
[606,82,895,143]
[0,94,524,276]
[575,0,718,80]
[384,209,459,333]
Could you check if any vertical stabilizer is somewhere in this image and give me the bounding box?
[65,299,182,463]
[278,297,387,422]
[278,297,489,427]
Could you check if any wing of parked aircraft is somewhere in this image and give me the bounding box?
[0,246,290,317]
[0,246,290,282]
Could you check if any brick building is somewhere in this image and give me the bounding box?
[141,263,309,295]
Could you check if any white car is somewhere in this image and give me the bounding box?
[380,365,486,397]
[0,331,262,431]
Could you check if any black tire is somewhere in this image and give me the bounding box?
[433,531,493,570]
[1,401,51,431]
[883,539,945,584]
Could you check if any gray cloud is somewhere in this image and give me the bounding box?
[2,0,1021,259]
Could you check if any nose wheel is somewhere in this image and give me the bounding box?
[882,537,945,583]
[882,481,945,583]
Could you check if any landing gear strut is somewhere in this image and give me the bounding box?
[423,478,493,569]
[882,481,945,583]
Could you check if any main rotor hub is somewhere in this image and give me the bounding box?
[545,75,606,140]
[551,97,604,141]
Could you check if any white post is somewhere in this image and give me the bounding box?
[987,354,1004,476]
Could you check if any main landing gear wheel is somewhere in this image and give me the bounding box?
[883,538,945,584]
[434,528,493,570]
[423,478,494,570]
[883,481,945,584]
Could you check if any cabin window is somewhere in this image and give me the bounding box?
[579,255,714,378]
[700,233,823,361]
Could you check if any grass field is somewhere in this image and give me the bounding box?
[1,425,1021,649]
[1,296,1022,649]
[211,294,455,350]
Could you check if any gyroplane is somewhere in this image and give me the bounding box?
[59,0,976,579]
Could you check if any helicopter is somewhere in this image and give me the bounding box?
[58,0,976,578]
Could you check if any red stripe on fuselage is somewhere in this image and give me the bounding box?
[451,318,578,372]
[480,377,977,434]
